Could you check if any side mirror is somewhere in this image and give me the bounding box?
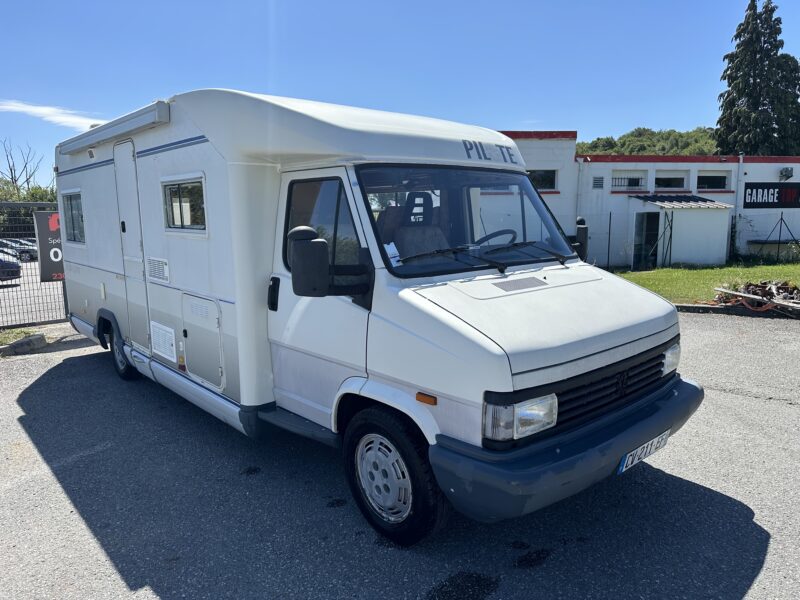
[575,217,589,261]
[288,226,330,297]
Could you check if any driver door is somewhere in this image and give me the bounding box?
[267,168,370,427]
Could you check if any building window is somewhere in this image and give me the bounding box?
[655,177,685,189]
[697,173,730,190]
[285,178,362,286]
[63,193,85,243]
[655,170,688,190]
[528,170,557,191]
[164,181,205,230]
[611,171,647,191]
[592,176,604,189]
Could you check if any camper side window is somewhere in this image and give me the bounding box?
[163,181,206,230]
[285,178,362,285]
[63,193,85,243]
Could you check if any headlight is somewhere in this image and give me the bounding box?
[483,393,558,441]
[662,343,681,376]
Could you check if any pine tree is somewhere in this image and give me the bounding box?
[717,0,800,155]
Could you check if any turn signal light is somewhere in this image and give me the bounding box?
[416,392,437,406]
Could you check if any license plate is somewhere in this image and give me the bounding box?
[618,429,671,474]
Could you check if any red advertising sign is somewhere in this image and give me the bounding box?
[33,211,64,282]
[743,182,800,209]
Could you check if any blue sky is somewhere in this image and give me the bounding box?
[3,0,799,183]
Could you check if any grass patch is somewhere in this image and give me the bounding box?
[0,328,34,346]
[618,263,800,304]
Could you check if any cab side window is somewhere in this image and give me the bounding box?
[285,178,362,284]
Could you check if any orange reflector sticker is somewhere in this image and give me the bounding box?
[416,392,437,406]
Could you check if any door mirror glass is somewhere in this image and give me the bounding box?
[288,226,330,297]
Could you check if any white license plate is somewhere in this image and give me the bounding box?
[618,429,671,474]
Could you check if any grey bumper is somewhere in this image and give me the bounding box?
[429,376,704,523]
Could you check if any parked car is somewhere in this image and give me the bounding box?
[0,256,21,281]
[0,239,37,262]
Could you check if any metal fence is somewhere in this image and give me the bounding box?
[0,202,68,329]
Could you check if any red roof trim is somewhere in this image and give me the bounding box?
[578,154,800,163]
[743,156,800,163]
[577,154,739,163]
[502,130,578,140]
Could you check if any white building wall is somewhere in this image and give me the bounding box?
[668,209,731,266]
[503,131,800,267]
[507,134,579,235]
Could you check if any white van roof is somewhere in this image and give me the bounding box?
[58,89,525,170]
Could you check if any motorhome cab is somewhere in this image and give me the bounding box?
[56,90,703,545]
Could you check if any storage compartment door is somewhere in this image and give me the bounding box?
[181,294,223,388]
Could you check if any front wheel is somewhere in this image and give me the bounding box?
[108,330,139,380]
[343,407,449,546]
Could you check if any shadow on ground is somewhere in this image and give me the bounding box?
[16,351,768,600]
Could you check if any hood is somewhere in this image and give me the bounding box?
[413,264,677,375]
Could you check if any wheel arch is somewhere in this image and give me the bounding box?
[333,378,441,445]
[94,308,123,350]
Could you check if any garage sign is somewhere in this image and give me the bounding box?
[33,211,64,282]
[743,182,800,209]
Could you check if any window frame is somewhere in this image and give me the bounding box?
[61,190,86,244]
[354,163,576,280]
[281,176,362,273]
[696,172,730,190]
[654,170,689,191]
[161,174,207,232]
[527,169,558,191]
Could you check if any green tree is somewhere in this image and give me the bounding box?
[716,0,800,155]
[576,127,718,155]
[25,185,57,203]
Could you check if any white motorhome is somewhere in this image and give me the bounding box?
[56,90,703,545]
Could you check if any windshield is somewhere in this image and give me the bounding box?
[357,165,574,277]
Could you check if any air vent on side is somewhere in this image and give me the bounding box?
[592,176,604,189]
[147,257,170,282]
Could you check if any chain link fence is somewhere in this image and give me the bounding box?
[0,202,68,329]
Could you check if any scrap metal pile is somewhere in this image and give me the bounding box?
[714,281,800,317]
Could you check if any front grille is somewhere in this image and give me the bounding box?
[482,336,678,450]
[554,351,666,433]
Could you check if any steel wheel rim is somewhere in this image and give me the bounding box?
[355,433,413,523]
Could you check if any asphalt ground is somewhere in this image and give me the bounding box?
[0,314,798,599]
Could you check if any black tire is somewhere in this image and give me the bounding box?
[108,329,139,380]
[343,407,450,546]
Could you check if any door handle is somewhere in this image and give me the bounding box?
[268,277,280,311]
[120,221,126,233]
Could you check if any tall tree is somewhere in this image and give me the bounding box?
[717,0,800,155]
[0,139,43,199]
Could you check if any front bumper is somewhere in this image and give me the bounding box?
[428,376,703,523]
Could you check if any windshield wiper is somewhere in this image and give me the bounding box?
[484,241,570,265]
[400,245,508,273]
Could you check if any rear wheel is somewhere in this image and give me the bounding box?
[107,329,139,380]
[343,407,449,546]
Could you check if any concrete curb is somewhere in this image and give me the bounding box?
[0,333,48,357]
[675,303,793,319]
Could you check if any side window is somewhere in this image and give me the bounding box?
[63,193,85,243]
[163,180,206,230]
[285,178,362,284]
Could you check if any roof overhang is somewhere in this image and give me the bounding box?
[58,101,170,155]
[630,194,732,209]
